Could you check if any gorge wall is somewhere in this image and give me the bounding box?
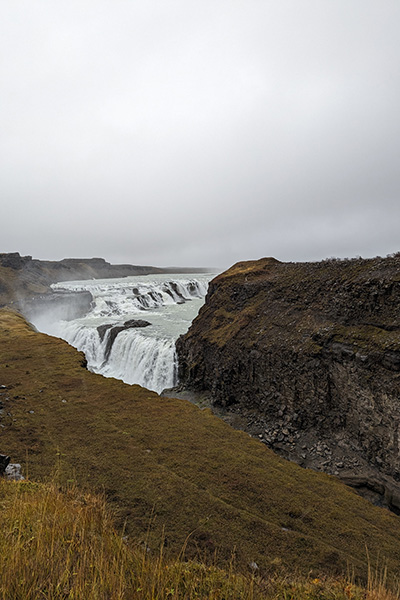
[176,255,400,510]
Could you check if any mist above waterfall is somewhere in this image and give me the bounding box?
[30,273,212,393]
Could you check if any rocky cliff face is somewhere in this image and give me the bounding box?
[176,255,400,511]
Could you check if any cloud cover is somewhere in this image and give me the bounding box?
[1,1,400,269]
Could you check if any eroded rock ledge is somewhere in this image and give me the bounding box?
[97,319,151,359]
[176,255,400,511]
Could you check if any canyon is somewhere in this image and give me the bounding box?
[2,251,400,580]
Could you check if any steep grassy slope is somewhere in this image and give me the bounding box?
[1,479,390,600]
[1,309,400,579]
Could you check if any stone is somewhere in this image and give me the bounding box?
[100,320,152,359]
[5,463,24,481]
[0,454,10,475]
[123,319,152,328]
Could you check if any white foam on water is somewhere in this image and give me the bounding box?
[33,274,212,393]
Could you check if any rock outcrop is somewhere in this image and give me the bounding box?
[97,319,152,359]
[176,255,400,510]
[0,454,10,475]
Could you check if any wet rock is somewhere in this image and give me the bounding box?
[97,324,113,342]
[101,319,152,359]
[123,319,151,328]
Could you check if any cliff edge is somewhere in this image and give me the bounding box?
[176,255,400,510]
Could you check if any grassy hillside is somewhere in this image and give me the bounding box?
[1,478,394,600]
[1,309,400,579]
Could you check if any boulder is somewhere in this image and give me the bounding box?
[0,454,10,475]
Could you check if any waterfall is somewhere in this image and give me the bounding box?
[51,277,209,317]
[54,321,178,392]
[101,329,178,391]
[35,274,211,393]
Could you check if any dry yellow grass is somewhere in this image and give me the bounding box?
[0,478,399,600]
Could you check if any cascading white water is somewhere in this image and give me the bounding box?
[101,329,178,390]
[52,277,209,317]
[33,274,212,393]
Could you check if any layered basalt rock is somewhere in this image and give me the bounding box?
[176,255,400,510]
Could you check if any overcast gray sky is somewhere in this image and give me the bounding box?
[1,1,400,269]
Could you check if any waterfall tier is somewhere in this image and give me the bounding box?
[33,274,212,393]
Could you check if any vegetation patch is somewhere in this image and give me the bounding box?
[0,478,398,600]
[2,309,400,580]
